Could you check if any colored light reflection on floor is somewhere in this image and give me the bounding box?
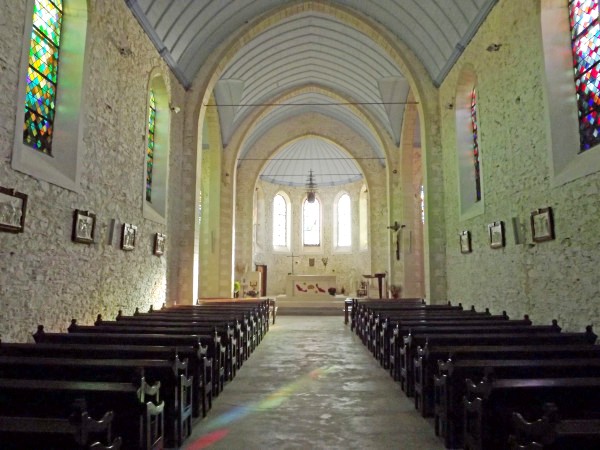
[187,366,334,449]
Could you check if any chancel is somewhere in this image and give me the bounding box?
[1,0,600,448]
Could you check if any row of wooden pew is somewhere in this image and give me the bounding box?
[0,299,271,449]
[348,298,600,449]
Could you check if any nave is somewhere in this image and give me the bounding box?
[184,316,443,449]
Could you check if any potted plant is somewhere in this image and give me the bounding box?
[389,284,402,299]
[233,281,241,298]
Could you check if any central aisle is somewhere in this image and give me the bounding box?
[184,316,444,449]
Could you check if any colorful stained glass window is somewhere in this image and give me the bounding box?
[146,90,156,202]
[23,0,63,155]
[570,0,600,150]
[470,88,482,201]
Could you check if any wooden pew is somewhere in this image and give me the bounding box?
[401,328,594,397]
[1,340,212,420]
[509,402,600,450]
[463,376,600,450]
[0,376,163,450]
[416,340,600,424]
[0,392,121,450]
[65,322,225,397]
[0,354,185,447]
[75,319,235,385]
[435,358,600,449]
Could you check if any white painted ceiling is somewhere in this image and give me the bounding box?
[127,0,498,187]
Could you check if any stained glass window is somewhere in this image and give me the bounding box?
[337,194,351,247]
[570,0,600,150]
[303,198,320,246]
[146,90,156,202]
[23,0,63,155]
[273,194,287,247]
[470,88,482,201]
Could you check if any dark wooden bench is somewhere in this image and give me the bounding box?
[509,402,600,450]
[463,376,600,450]
[401,329,595,397]
[415,340,600,421]
[0,391,121,450]
[74,319,235,385]
[1,340,212,419]
[435,358,600,449]
[0,376,162,450]
[0,354,185,447]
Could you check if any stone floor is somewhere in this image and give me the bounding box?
[183,316,444,450]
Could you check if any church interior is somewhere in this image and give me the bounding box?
[2,0,600,448]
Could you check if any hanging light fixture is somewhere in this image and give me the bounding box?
[306,169,317,203]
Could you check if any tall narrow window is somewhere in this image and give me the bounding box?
[23,0,64,155]
[570,0,600,150]
[420,185,425,224]
[273,194,288,247]
[470,88,482,201]
[336,193,351,247]
[359,185,368,250]
[303,197,320,246]
[146,90,156,202]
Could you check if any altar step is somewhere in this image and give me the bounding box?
[275,295,346,316]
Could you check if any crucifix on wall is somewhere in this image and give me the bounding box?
[387,221,405,261]
[287,252,300,274]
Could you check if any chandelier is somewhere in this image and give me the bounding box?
[306,169,317,203]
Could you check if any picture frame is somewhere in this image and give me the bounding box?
[531,207,554,242]
[121,223,137,251]
[459,230,472,254]
[488,221,505,249]
[0,187,27,233]
[72,209,96,244]
[154,232,166,256]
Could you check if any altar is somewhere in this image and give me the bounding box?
[286,274,337,297]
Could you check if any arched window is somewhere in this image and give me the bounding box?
[336,193,351,247]
[542,0,600,184]
[13,0,88,192]
[359,185,368,250]
[23,0,63,155]
[470,88,482,201]
[146,90,156,202]
[143,71,170,224]
[302,197,320,247]
[455,67,484,220]
[569,0,600,150]
[272,193,288,248]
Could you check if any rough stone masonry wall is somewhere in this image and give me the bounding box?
[0,1,184,341]
[440,0,600,331]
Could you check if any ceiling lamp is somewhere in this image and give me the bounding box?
[306,169,317,203]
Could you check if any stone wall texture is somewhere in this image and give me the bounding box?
[440,0,600,331]
[0,1,184,342]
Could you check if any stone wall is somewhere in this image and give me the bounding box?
[0,1,184,341]
[440,0,600,331]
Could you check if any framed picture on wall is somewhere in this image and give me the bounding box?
[0,187,27,233]
[154,232,166,256]
[488,221,505,249]
[121,223,137,251]
[459,230,472,254]
[72,209,96,244]
[531,207,554,242]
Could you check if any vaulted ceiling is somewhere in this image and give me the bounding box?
[127,0,498,186]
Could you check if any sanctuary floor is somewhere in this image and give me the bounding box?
[183,316,444,450]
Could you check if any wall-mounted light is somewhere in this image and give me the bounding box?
[169,104,181,114]
[486,43,502,52]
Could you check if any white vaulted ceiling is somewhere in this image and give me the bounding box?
[127,0,498,186]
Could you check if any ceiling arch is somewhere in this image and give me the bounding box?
[127,0,498,88]
[259,136,363,187]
